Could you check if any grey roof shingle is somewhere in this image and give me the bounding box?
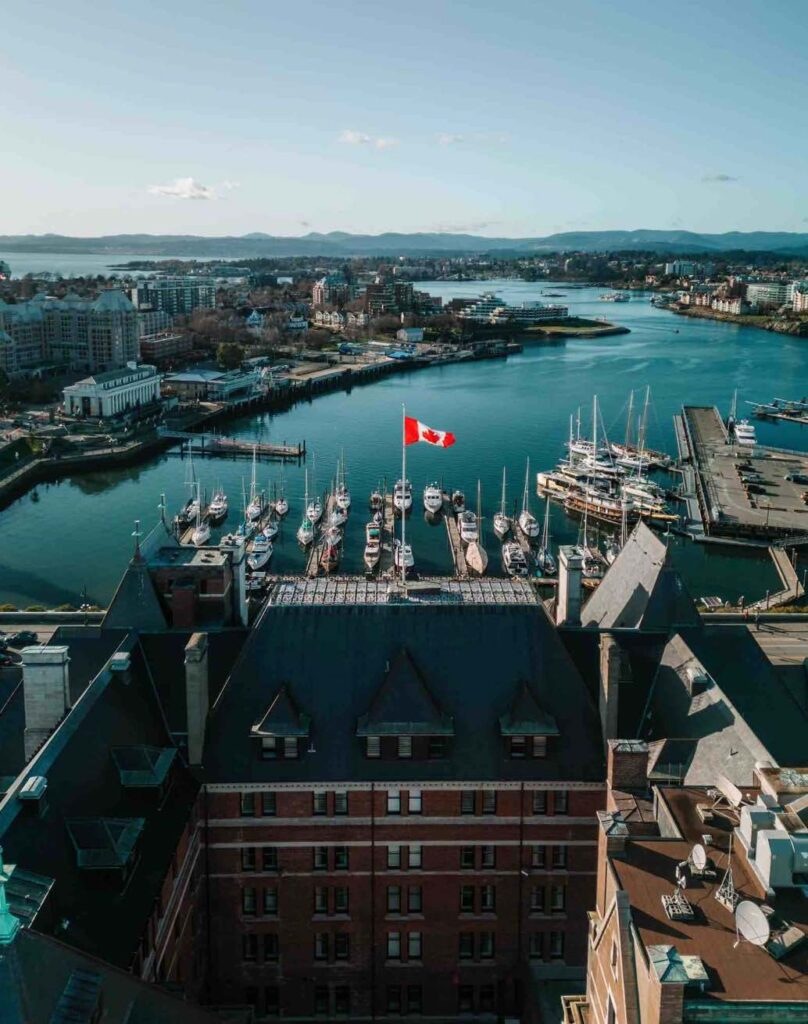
[102,551,167,632]
[356,648,454,736]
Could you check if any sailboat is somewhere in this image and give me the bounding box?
[191,483,211,547]
[320,541,340,573]
[493,467,511,538]
[274,472,289,518]
[248,532,273,570]
[518,458,540,539]
[208,484,228,523]
[465,480,488,577]
[245,445,262,523]
[175,448,199,528]
[335,451,351,511]
[297,468,315,546]
[306,456,323,524]
[328,474,348,527]
[536,497,556,576]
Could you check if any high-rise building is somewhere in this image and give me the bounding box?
[130,276,216,318]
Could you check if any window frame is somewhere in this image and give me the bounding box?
[398,735,412,759]
[408,788,422,815]
[387,789,401,815]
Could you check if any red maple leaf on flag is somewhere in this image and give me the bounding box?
[422,428,441,444]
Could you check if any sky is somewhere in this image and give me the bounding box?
[2,0,807,238]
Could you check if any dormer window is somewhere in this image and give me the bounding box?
[499,681,558,760]
[251,684,311,761]
[261,737,277,760]
[398,736,412,759]
[533,736,547,758]
[510,736,526,759]
[367,736,381,758]
[284,737,298,759]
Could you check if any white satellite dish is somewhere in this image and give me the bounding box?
[691,844,708,871]
[734,900,770,947]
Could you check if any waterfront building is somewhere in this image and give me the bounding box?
[139,330,193,363]
[363,278,416,316]
[456,293,568,324]
[791,283,808,313]
[0,290,138,374]
[711,296,749,314]
[129,276,216,318]
[745,281,791,309]
[562,745,807,1024]
[62,362,160,419]
[664,260,699,277]
[397,326,424,343]
[162,366,260,402]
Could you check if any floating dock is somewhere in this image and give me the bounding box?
[304,492,330,578]
[442,492,468,578]
[160,430,305,462]
[674,405,808,547]
[747,548,805,611]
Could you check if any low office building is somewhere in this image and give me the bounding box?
[162,367,260,402]
[139,331,193,363]
[62,362,160,419]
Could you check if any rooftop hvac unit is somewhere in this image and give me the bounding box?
[686,666,711,696]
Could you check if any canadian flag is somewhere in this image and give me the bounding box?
[404,416,456,448]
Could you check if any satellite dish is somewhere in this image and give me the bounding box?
[734,900,770,947]
[691,844,708,871]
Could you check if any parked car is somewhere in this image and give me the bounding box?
[785,472,808,484]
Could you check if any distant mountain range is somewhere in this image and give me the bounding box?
[2,229,808,258]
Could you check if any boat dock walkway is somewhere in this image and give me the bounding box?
[747,548,805,611]
[379,495,397,577]
[442,492,468,578]
[304,492,330,578]
[159,429,305,462]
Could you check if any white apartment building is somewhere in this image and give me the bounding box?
[130,277,216,317]
[62,363,160,419]
[745,281,791,308]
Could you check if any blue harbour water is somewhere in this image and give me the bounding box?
[1,279,806,609]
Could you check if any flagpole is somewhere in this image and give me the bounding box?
[401,404,407,587]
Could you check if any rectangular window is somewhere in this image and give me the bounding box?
[550,930,565,959]
[265,986,280,1016]
[459,933,474,960]
[551,884,566,912]
[263,933,279,962]
[314,887,328,914]
[460,847,475,869]
[264,887,278,915]
[261,736,277,760]
[532,845,546,869]
[482,790,497,815]
[334,886,349,914]
[313,791,327,815]
[387,789,401,815]
[241,792,256,817]
[314,846,328,871]
[479,984,495,1013]
[510,735,526,758]
[334,987,350,1017]
[481,845,495,869]
[533,735,548,757]
[458,985,474,1012]
[428,737,445,758]
[407,986,422,1015]
[398,735,412,758]
[408,886,422,913]
[408,844,422,869]
[528,931,543,959]
[242,847,256,872]
[334,791,348,815]
[367,735,381,758]
[261,791,277,816]
[531,886,546,913]
[242,934,257,962]
[387,931,401,960]
[314,986,329,1016]
[242,887,256,915]
[408,789,422,814]
[335,933,350,960]
[461,790,476,815]
[552,845,568,869]
[387,986,402,1014]
[460,885,475,913]
[481,884,496,912]
[283,736,298,759]
[314,932,328,960]
[262,847,278,872]
[408,931,422,959]
[387,885,401,913]
[334,846,349,871]
[532,790,547,814]
[555,790,569,815]
[479,931,495,959]
[388,845,401,869]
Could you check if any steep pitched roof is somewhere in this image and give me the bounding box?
[356,648,454,736]
[581,521,700,630]
[90,289,135,313]
[102,550,167,632]
[252,685,310,737]
[499,680,559,736]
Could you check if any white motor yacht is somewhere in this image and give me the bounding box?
[451,490,465,514]
[734,419,757,446]
[393,479,413,513]
[262,518,279,542]
[369,489,383,513]
[459,509,478,544]
[208,490,228,523]
[274,494,289,517]
[364,521,381,570]
[248,534,273,570]
[423,482,443,515]
[502,541,529,577]
[393,539,414,571]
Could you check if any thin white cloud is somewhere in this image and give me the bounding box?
[701,173,739,183]
[148,177,239,200]
[437,133,464,145]
[338,130,398,149]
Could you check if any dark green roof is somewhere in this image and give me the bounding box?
[102,552,167,632]
[356,648,454,736]
[499,680,559,736]
[252,684,311,738]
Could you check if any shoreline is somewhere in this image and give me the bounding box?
[666,303,808,337]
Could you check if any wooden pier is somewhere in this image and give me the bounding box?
[442,492,468,578]
[304,493,330,578]
[379,495,397,578]
[747,547,805,611]
[160,429,305,462]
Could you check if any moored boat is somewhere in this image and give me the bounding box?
[393,478,413,514]
[493,467,511,539]
[502,541,529,577]
[423,482,443,516]
[518,457,540,539]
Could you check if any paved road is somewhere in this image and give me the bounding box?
[749,621,808,663]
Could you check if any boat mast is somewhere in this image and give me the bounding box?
[625,390,634,450]
[500,467,507,516]
[401,405,407,586]
[523,458,531,515]
[542,496,550,550]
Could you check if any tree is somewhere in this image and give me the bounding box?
[216,342,244,369]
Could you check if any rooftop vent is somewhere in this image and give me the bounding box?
[109,652,131,673]
[686,666,711,696]
[19,776,47,801]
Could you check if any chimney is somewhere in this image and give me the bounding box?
[599,634,630,742]
[23,646,70,761]
[220,533,248,627]
[607,739,650,792]
[556,545,583,626]
[185,633,209,766]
